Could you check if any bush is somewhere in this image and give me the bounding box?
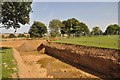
[25,35,30,38]
[8,34,16,38]
[18,34,26,38]
[2,35,5,38]
[50,31,60,37]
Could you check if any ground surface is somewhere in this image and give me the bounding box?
[1,47,17,78]
[44,42,120,78]
[55,35,119,49]
[1,39,100,78]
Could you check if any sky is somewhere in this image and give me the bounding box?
[1,0,119,33]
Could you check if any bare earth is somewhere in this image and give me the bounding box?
[1,39,99,78]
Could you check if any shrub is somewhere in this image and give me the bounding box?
[18,34,26,38]
[8,34,16,38]
[2,35,5,38]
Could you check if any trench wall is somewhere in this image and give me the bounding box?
[43,42,120,78]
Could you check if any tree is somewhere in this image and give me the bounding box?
[73,26,81,37]
[49,19,63,37]
[61,20,67,34]
[28,21,47,38]
[91,26,103,35]
[2,35,5,38]
[65,18,80,35]
[1,2,32,33]
[62,18,80,36]
[77,22,90,36]
[18,34,26,38]
[104,24,120,35]
[8,34,16,38]
[62,18,90,37]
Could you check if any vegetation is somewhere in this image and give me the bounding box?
[2,35,5,38]
[55,35,119,50]
[1,47,18,78]
[1,2,119,37]
[49,19,63,37]
[104,24,120,35]
[91,26,103,35]
[17,34,26,38]
[8,34,16,38]
[28,21,47,38]
[61,18,90,37]
[1,2,32,33]
[0,48,1,79]
[25,35,30,38]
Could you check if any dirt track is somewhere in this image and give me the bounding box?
[1,39,100,78]
[13,49,47,78]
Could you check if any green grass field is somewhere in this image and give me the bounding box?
[1,47,18,78]
[55,35,120,50]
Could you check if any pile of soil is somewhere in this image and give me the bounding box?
[16,41,36,52]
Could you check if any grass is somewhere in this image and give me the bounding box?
[55,35,120,50]
[0,47,18,78]
[0,48,2,79]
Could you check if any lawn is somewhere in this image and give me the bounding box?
[55,35,120,50]
[0,48,2,79]
[0,47,18,79]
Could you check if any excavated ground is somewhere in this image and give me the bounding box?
[1,39,101,78]
[43,42,120,78]
[45,42,120,61]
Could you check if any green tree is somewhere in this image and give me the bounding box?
[17,34,26,38]
[91,26,103,35]
[2,35,5,38]
[28,21,47,38]
[74,26,81,37]
[8,34,16,38]
[77,22,90,36]
[1,2,32,33]
[62,18,80,36]
[104,24,120,35]
[62,18,90,37]
[49,19,63,37]
[66,18,79,35]
[61,20,69,35]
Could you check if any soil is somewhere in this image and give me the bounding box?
[16,41,36,52]
[45,42,120,61]
[43,42,120,78]
[13,49,47,78]
[0,39,110,78]
[36,54,98,78]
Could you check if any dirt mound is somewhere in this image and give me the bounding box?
[16,41,36,52]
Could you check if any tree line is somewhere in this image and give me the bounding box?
[28,18,120,38]
[1,2,120,38]
[2,33,29,38]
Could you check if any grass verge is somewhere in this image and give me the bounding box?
[1,47,18,78]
